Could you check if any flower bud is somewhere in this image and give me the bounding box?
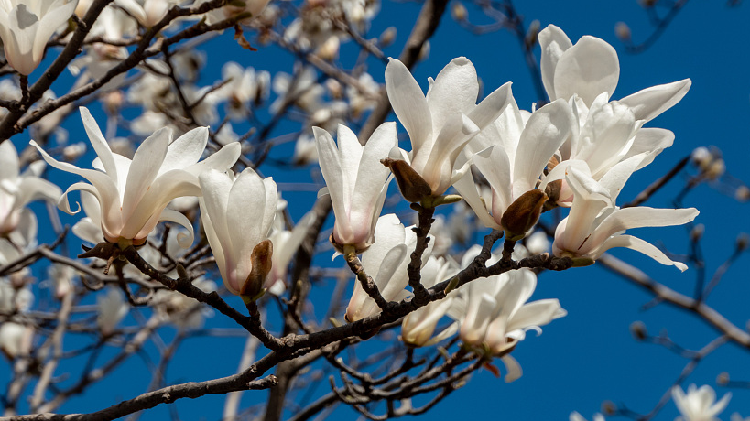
[690,224,704,242]
[716,372,730,385]
[317,36,340,61]
[381,158,432,203]
[241,240,274,300]
[735,186,750,202]
[690,146,712,169]
[602,401,616,416]
[379,27,397,47]
[736,233,749,252]
[630,321,647,341]
[500,190,548,241]
[451,2,467,21]
[615,22,631,41]
[525,20,540,49]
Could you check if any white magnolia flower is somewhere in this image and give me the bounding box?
[345,214,432,322]
[0,140,61,236]
[0,0,78,75]
[672,384,731,421]
[32,107,241,247]
[731,414,750,421]
[199,168,277,298]
[213,62,270,120]
[454,99,572,231]
[97,287,128,336]
[114,0,179,28]
[385,57,513,199]
[313,123,396,252]
[152,277,216,329]
[401,256,459,347]
[454,267,566,355]
[0,322,33,359]
[552,167,699,270]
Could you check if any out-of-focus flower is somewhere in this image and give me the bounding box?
[314,123,396,252]
[152,277,216,329]
[0,0,78,75]
[266,212,315,296]
[0,140,61,236]
[384,57,513,201]
[672,384,731,421]
[401,256,459,347]
[570,412,605,421]
[199,168,277,299]
[0,322,33,359]
[97,287,128,336]
[525,231,550,255]
[114,0,179,28]
[552,167,699,270]
[32,107,241,247]
[293,134,318,165]
[48,264,75,298]
[213,62,270,120]
[345,214,432,322]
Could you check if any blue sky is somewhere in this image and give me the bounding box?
[4,1,750,420]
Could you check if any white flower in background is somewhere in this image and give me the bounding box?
[199,168,277,299]
[266,212,315,296]
[570,412,605,421]
[384,57,513,200]
[552,167,699,270]
[0,0,78,75]
[525,231,550,255]
[345,214,432,322]
[213,62,270,120]
[271,67,324,114]
[401,256,459,347]
[453,99,572,232]
[0,322,33,359]
[48,264,75,298]
[152,277,216,329]
[672,384,731,421]
[0,278,32,313]
[97,287,128,336]
[293,134,318,165]
[31,107,241,247]
[313,123,396,252]
[731,414,750,421]
[114,0,179,28]
[0,140,61,236]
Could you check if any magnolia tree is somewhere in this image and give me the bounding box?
[0,0,747,420]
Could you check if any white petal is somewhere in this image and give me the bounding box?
[619,79,691,123]
[0,141,19,180]
[121,128,169,222]
[160,126,207,174]
[157,208,194,248]
[538,24,572,101]
[313,126,351,239]
[79,107,118,180]
[597,234,688,271]
[426,57,479,135]
[468,82,514,130]
[553,36,619,106]
[385,58,432,152]
[591,207,699,249]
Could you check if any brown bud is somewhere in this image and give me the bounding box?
[601,401,616,416]
[501,190,548,241]
[241,239,274,300]
[615,22,631,41]
[717,372,730,385]
[543,179,562,211]
[630,321,647,341]
[381,158,432,203]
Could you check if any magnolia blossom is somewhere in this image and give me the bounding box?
[199,168,277,298]
[552,167,699,270]
[0,140,61,236]
[345,214,432,322]
[384,57,512,200]
[313,123,396,252]
[97,287,128,336]
[32,107,241,247]
[538,25,690,205]
[0,0,78,75]
[152,277,216,329]
[0,322,33,359]
[454,99,572,234]
[401,256,459,347]
[672,384,731,421]
[115,0,179,28]
[454,267,566,355]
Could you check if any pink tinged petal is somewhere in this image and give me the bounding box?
[0,141,19,180]
[468,81,514,130]
[460,293,496,344]
[591,207,699,251]
[385,58,432,152]
[121,128,169,222]
[553,36,619,106]
[538,24,572,101]
[313,126,352,242]
[159,126,208,174]
[512,99,573,197]
[79,107,118,180]
[596,234,689,271]
[426,57,479,135]
[59,182,122,242]
[619,79,691,123]
[623,128,675,170]
[154,208,194,248]
[452,170,500,230]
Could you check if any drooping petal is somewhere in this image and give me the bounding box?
[505,298,566,334]
[590,207,699,249]
[622,128,674,170]
[156,208,194,248]
[385,58,432,152]
[596,234,688,271]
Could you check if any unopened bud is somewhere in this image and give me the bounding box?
[716,372,730,385]
[241,239,273,300]
[326,79,343,99]
[638,0,658,7]
[690,224,704,242]
[501,190,548,241]
[690,146,712,169]
[104,91,124,114]
[706,158,725,180]
[317,36,340,61]
[524,20,540,49]
[630,321,647,341]
[735,186,750,202]
[379,27,397,47]
[602,401,616,416]
[615,22,631,40]
[451,2,467,21]
[381,158,432,203]
[736,233,749,252]
[62,142,86,161]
